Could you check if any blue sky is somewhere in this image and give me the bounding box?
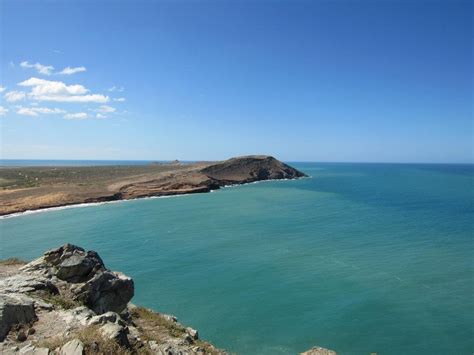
[1,0,472,162]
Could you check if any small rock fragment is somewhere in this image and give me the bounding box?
[186,327,199,340]
[163,314,178,322]
[59,339,84,355]
[300,346,337,355]
[16,330,27,342]
[19,344,50,354]
[87,311,119,326]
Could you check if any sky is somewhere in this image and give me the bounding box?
[0,0,472,163]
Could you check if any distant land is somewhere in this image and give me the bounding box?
[0,156,306,216]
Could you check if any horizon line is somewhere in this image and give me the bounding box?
[0,158,473,165]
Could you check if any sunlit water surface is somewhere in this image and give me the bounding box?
[1,163,473,354]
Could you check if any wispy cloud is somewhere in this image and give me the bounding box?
[20,60,87,76]
[108,86,124,92]
[20,61,54,75]
[96,105,116,113]
[113,97,126,102]
[64,112,89,120]
[4,91,26,102]
[0,106,8,116]
[18,77,109,103]
[96,113,107,119]
[59,66,87,75]
[0,86,6,93]
[17,106,66,117]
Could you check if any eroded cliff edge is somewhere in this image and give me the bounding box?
[0,244,225,354]
[0,244,336,355]
[0,155,307,216]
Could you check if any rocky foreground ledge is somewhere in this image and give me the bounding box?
[0,244,336,354]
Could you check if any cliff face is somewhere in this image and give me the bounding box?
[0,244,336,355]
[0,244,225,354]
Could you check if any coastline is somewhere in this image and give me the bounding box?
[0,176,309,220]
[0,155,307,217]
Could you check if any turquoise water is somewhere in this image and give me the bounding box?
[1,163,473,354]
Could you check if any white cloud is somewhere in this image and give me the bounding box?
[17,107,38,116]
[32,107,65,114]
[113,97,126,102]
[64,112,89,120]
[18,77,109,103]
[96,113,107,119]
[20,60,87,75]
[59,66,87,75]
[0,106,8,116]
[108,86,124,92]
[35,94,109,103]
[5,91,26,102]
[19,77,88,95]
[0,86,6,93]
[20,61,54,75]
[17,106,66,117]
[96,105,116,113]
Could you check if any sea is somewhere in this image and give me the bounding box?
[1,162,473,355]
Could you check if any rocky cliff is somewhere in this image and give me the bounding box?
[0,244,225,354]
[0,245,335,355]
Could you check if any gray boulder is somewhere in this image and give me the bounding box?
[73,270,133,314]
[22,244,105,283]
[0,293,37,341]
[87,311,125,326]
[62,306,96,326]
[100,322,129,347]
[0,274,58,295]
[56,253,101,282]
[21,244,134,314]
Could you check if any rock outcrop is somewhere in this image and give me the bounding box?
[20,244,133,314]
[0,244,225,354]
[0,244,334,354]
[201,155,306,184]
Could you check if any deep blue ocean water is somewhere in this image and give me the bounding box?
[1,163,473,354]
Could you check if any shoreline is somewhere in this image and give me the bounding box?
[0,176,309,220]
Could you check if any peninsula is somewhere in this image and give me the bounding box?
[0,156,306,216]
